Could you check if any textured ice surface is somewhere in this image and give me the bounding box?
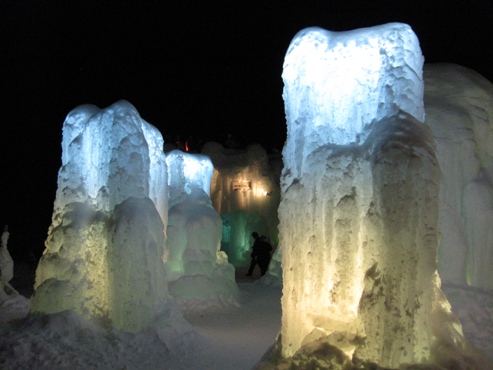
[165,152,238,311]
[202,142,280,267]
[282,23,424,182]
[0,228,19,304]
[279,24,480,368]
[31,101,170,333]
[0,228,13,283]
[166,150,214,209]
[424,63,493,290]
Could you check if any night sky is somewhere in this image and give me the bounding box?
[1,1,492,259]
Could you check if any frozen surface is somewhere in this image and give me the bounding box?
[165,151,239,311]
[423,63,493,290]
[2,275,493,369]
[278,24,481,368]
[202,142,280,267]
[282,23,424,179]
[0,277,282,370]
[31,101,172,333]
[166,150,214,208]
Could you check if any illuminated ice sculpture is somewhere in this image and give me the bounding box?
[278,24,479,368]
[165,150,239,310]
[31,100,170,333]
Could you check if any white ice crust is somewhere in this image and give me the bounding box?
[166,149,214,208]
[282,23,424,182]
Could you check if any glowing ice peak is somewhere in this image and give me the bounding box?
[166,150,214,208]
[282,23,424,153]
[56,99,168,223]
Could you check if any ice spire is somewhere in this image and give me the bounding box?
[278,23,480,368]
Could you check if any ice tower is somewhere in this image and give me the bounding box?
[31,101,169,333]
[278,24,480,368]
[165,150,239,310]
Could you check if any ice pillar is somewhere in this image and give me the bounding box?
[279,24,474,368]
[165,150,238,310]
[31,100,169,333]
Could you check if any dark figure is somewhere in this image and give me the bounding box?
[246,232,272,276]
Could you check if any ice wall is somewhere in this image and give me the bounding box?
[423,64,493,290]
[165,152,238,311]
[202,142,280,267]
[220,210,268,268]
[31,100,170,333]
[279,24,477,368]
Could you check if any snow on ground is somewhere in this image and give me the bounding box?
[1,266,281,370]
[442,283,493,364]
[184,271,282,369]
[1,264,493,369]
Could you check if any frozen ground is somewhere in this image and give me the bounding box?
[1,266,282,370]
[183,270,282,369]
[1,264,493,369]
[441,283,493,363]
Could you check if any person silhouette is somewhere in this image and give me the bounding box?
[257,235,273,276]
[246,232,261,276]
[246,232,272,276]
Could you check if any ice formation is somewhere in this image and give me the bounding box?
[0,226,13,283]
[166,149,214,208]
[423,63,493,290]
[165,150,238,310]
[31,100,170,333]
[202,142,280,268]
[278,24,479,368]
[0,225,21,304]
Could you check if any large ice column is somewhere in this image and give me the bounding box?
[165,152,238,311]
[202,142,281,267]
[279,24,476,368]
[31,100,169,333]
[423,63,493,289]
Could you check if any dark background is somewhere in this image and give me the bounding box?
[1,0,492,261]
